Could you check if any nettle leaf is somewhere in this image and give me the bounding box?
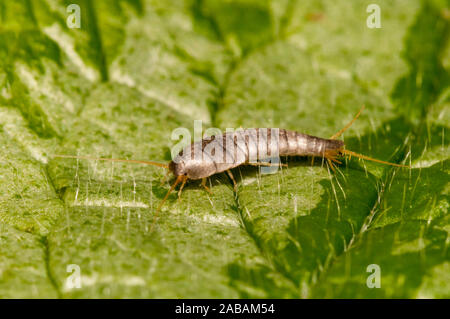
[0,0,448,298]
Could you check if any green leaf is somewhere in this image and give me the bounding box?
[0,0,448,298]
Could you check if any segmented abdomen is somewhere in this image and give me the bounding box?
[278,129,343,156]
[174,128,344,179]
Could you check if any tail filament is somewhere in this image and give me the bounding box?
[330,105,365,140]
[341,149,409,168]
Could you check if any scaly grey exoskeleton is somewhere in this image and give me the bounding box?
[54,106,409,227]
